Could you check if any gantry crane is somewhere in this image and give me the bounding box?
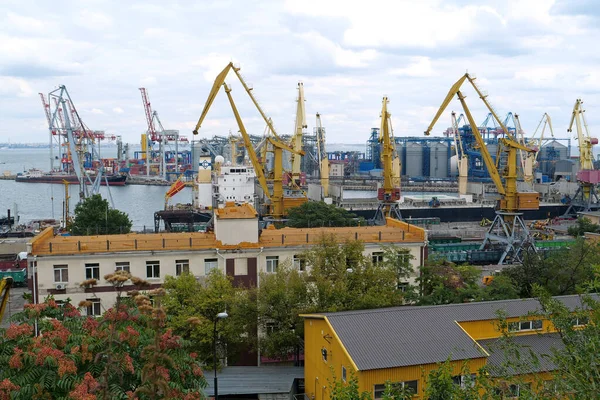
[193,63,306,218]
[373,97,402,223]
[523,113,555,185]
[564,99,600,216]
[450,112,468,195]
[290,83,307,188]
[315,113,329,197]
[425,73,539,264]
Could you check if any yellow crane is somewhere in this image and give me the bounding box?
[564,99,600,215]
[374,97,402,223]
[315,113,330,197]
[0,277,13,324]
[425,73,539,264]
[290,83,306,188]
[193,64,306,218]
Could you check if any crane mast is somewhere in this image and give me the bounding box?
[373,97,402,223]
[451,112,468,195]
[290,83,306,187]
[563,99,600,216]
[315,113,329,197]
[425,73,539,264]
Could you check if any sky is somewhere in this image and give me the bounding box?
[1,0,600,146]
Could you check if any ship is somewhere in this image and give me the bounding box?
[15,169,127,186]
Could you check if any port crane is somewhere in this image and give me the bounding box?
[564,99,600,216]
[523,113,555,185]
[373,97,402,223]
[290,83,307,188]
[425,73,539,264]
[0,277,13,324]
[315,113,329,197]
[193,63,306,218]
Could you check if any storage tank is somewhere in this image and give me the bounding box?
[429,142,450,178]
[405,142,423,178]
[539,141,569,176]
[191,141,207,173]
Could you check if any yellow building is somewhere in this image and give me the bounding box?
[301,295,588,399]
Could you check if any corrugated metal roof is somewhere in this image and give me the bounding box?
[320,295,589,371]
[479,334,563,377]
[204,366,303,396]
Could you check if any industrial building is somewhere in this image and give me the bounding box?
[27,203,426,317]
[301,295,587,399]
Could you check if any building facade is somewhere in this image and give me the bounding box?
[301,296,588,399]
[28,203,426,316]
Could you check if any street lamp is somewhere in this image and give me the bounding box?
[213,311,228,399]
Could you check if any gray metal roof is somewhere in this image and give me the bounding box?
[204,366,303,396]
[479,334,563,377]
[318,295,589,371]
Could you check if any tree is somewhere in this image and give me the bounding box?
[502,238,600,298]
[162,270,256,368]
[256,264,309,363]
[0,271,206,399]
[567,217,600,237]
[70,194,132,235]
[417,261,483,305]
[286,201,365,228]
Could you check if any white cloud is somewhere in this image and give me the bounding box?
[390,57,436,78]
[0,77,33,97]
[113,107,124,114]
[91,108,104,115]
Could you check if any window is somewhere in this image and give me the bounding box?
[146,261,160,278]
[397,250,411,264]
[398,282,410,292]
[176,259,190,276]
[265,321,278,336]
[495,383,530,398]
[321,348,328,362]
[342,366,347,383]
[115,262,130,273]
[204,258,218,274]
[87,298,101,316]
[571,316,589,326]
[53,265,68,283]
[85,263,100,280]
[266,256,279,273]
[374,381,418,399]
[293,255,306,271]
[508,319,542,332]
[372,252,384,265]
[452,374,476,389]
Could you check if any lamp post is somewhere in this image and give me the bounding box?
[213,311,228,399]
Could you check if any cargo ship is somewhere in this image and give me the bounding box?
[15,169,127,186]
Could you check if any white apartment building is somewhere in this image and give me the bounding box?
[28,203,427,316]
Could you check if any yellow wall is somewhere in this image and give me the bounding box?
[459,317,556,341]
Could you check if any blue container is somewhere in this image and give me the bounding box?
[359,161,375,171]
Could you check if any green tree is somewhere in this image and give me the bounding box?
[286,201,365,228]
[417,261,483,305]
[256,264,309,364]
[162,270,256,368]
[502,238,599,298]
[70,194,132,235]
[567,217,600,237]
[0,271,206,399]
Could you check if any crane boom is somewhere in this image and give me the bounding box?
[290,82,306,186]
[568,99,595,171]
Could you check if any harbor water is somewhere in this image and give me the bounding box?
[0,148,192,230]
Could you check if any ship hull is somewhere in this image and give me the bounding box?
[15,174,127,186]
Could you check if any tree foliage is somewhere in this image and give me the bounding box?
[286,201,365,228]
[567,217,600,237]
[0,271,206,399]
[162,270,256,368]
[71,194,132,235]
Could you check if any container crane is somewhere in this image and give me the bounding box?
[564,99,600,216]
[373,97,402,223]
[425,73,539,264]
[193,63,306,218]
[451,112,468,195]
[290,83,306,188]
[315,113,329,197]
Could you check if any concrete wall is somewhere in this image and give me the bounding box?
[215,218,259,245]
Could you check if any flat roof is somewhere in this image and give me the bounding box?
[30,217,425,256]
[203,366,303,396]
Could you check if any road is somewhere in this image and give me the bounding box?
[1,287,27,328]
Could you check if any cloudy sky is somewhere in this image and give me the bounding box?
[1,0,599,146]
